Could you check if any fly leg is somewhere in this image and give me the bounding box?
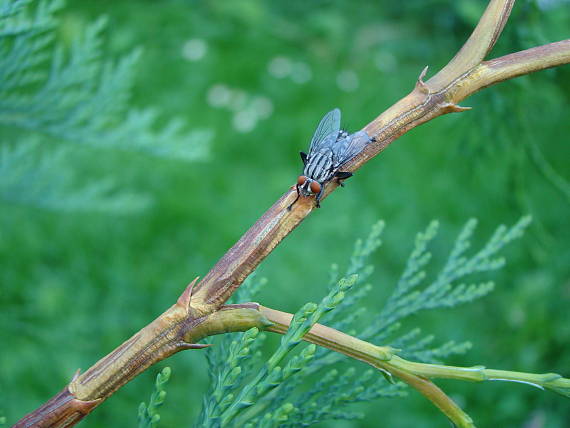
[315,187,324,208]
[334,171,353,187]
[287,184,301,211]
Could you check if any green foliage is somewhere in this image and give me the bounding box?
[0,0,210,159]
[196,217,530,427]
[0,138,149,212]
[138,367,172,428]
[200,274,357,427]
[199,327,263,423]
[372,217,532,362]
[281,368,405,427]
[0,0,210,212]
[297,216,531,388]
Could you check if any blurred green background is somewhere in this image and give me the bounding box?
[1,0,569,426]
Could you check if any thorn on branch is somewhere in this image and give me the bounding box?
[415,66,430,94]
[442,102,472,113]
[71,369,82,382]
[177,277,200,313]
[177,342,213,350]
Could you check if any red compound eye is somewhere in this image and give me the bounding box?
[297,176,308,186]
[310,181,321,194]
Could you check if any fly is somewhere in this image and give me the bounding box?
[289,108,374,209]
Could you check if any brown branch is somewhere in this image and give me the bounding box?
[428,0,516,91]
[14,281,271,428]
[16,1,570,426]
[454,40,570,98]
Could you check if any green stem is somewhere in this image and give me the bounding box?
[388,357,570,398]
[256,305,570,427]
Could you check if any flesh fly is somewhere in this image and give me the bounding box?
[289,108,374,209]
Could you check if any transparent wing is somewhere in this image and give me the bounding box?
[333,130,373,168]
[308,108,341,156]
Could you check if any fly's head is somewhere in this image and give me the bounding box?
[338,129,349,140]
[297,175,322,197]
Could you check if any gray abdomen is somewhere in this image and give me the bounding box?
[304,149,335,183]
